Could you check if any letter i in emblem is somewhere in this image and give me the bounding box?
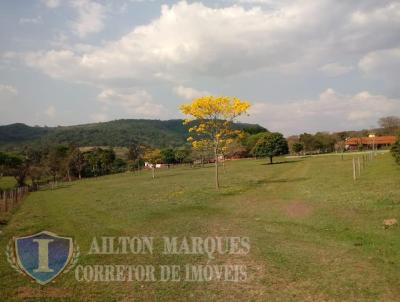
[33,239,54,273]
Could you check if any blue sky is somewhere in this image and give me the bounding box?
[0,0,399,135]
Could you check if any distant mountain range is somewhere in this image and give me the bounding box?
[0,119,267,150]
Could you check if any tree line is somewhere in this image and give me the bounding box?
[2,111,399,189]
[0,145,123,187]
[0,127,291,188]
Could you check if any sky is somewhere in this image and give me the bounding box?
[0,0,399,135]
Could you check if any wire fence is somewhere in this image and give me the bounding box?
[0,182,59,213]
[0,186,29,213]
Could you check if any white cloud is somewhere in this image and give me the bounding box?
[359,47,400,78]
[173,85,209,100]
[236,0,282,4]
[351,2,400,27]
[70,0,106,38]
[1,52,17,60]
[320,62,353,77]
[44,105,56,118]
[24,50,89,80]
[16,0,400,130]
[247,89,400,135]
[97,89,168,118]
[41,0,60,8]
[19,16,42,25]
[0,84,18,96]
[24,1,400,86]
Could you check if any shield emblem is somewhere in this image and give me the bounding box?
[14,231,73,285]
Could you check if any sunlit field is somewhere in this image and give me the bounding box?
[1,153,399,301]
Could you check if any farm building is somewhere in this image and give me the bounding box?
[144,162,162,168]
[345,134,396,150]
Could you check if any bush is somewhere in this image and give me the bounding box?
[391,140,400,164]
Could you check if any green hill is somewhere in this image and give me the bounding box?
[0,119,266,150]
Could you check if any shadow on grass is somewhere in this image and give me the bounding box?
[156,173,182,177]
[261,159,303,165]
[256,177,309,184]
[39,184,72,192]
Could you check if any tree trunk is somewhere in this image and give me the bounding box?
[152,166,155,179]
[269,156,273,164]
[78,171,81,179]
[214,147,219,189]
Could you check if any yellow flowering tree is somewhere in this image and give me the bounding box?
[179,96,250,189]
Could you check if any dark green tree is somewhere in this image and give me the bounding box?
[292,142,304,155]
[69,147,85,179]
[391,139,400,164]
[99,148,116,174]
[0,152,7,178]
[112,158,127,173]
[299,133,316,152]
[245,132,269,156]
[127,139,141,161]
[251,132,289,164]
[314,132,337,153]
[175,149,190,164]
[161,148,176,165]
[84,151,100,176]
[46,145,69,182]
[2,153,27,186]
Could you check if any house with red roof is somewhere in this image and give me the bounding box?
[345,134,396,150]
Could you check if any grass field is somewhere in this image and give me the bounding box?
[0,153,400,301]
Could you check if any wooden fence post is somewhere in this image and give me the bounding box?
[353,158,356,181]
[4,191,8,212]
[0,186,31,213]
[12,189,15,209]
[10,190,13,210]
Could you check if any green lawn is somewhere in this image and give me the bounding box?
[0,153,400,301]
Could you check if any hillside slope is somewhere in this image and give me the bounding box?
[0,119,266,149]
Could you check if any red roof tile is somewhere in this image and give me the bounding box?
[345,136,396,145]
